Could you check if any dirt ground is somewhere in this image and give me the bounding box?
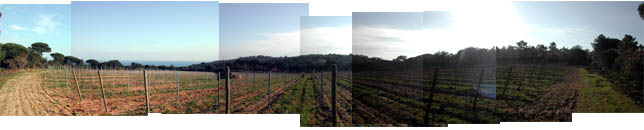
[0,72,72,116]
[503,68,579,121]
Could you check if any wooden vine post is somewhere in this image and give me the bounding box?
[217,72,220,106]
[331,64,338,127]
[527,66,536,88]
[424,68,439,126]
[267,71,272,113]
[97,70,109,113]
[472,68,484,122]
[72,69,83,104]
[65,66,69,93]
[143,70,150,114]
[501,66,513,98]
[517,69,527,91]
[225,66,231,114]
[312,71,317,100]
[175,70,180,106]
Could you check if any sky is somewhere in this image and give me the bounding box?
[352,12,423,60]
[354,1,644,60]
[514,1,644,50]
[71,1,219,63]
[0,4,71,60]
[219,3,308,60]
[300,16,351,55]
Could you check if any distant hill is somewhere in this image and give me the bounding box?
[178,54,352,72]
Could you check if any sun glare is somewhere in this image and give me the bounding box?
[448,1,540,49]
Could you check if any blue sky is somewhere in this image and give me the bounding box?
[0,4,71,59]
[514,1,644,50]
[300,16,351,55]
[353,12,423,30]
[355,1,644,60]
[220,3,308,60]
[352,12,424,60]
[71,1,219,62]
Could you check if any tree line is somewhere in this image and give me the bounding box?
[352,33,642,105]
[179,54,352,72]
[0,40,353,72]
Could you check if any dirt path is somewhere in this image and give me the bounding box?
[509,67,580,121]
[0,72,72,116]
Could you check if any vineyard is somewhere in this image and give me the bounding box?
[351,65,498,126]
[347,64,581,126]
[23,63,640,126]
[299,70,352,126]
[40,66,302,115]
[495,64,571,121]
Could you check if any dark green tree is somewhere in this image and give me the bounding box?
[569,45,590,66]
[591,34,620,71]
[516,40,528,49]
[536,44,548,61]
[0,11,3,36]
[85,59,100,69]
[515,40,529,61]
[30,42,51,53]
[0,43,5,62]
[1,43,28,59]
[158,65,168,70]
[130,62,143,69]
[548,42,559,62]
[27,42,51,68]
[50,53,65,65]
[392,55,407,62]
[27,50,44,68]
[1,43,29,69]
[99,60,124,68]
[0,12,3,61]
[63,56,83,66]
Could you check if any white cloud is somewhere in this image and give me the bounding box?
[353,25,429,60]
[246,31,300,57]
[300,26,352,55]
[36,14,60,29]
[31,14,61,34]
[574,26,590,32]
[9,24,27,31]
[538,26,591,35]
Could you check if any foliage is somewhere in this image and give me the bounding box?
[590,34,643,104]
[27,42,51,68]
[30,42,51,53]
[0,43,5,62]
[99,60,124,68]
[85,59,100,68]
[49,52,65,65]
[639,2,644,20]
[178,54,352,72]
[63,56,83,66]
[498,41,591,65]
[1,43,29,69]
[130,62,143,69]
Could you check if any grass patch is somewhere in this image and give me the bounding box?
[576,68,643,112]
[270,76,318,126]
